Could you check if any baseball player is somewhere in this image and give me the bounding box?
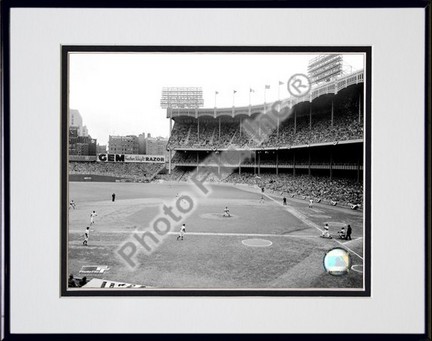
[90,211,97,225]
[69,200,76,209]
[321,223,332,239]
[83,227,90,246]
[338,226,346,239]
[177,224,186,241]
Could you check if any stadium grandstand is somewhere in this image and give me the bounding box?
[161,70,364,208]
[69,157,165,182]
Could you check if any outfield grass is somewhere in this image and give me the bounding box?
[67,181,364,290]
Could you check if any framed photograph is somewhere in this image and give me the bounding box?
[1,0,430,337]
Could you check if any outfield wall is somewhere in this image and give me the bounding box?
[69,174,144,182]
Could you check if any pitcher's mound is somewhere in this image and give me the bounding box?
[200,213,239,220]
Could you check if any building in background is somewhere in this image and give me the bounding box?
[68,108,166,157]
[108,135,139,154]
[69,109,97,156]
[97,144,107,154]
[138,133,147,154]
[76,136,97,156]
[146,136,168,157]
[82,125,89,137]
[69,126,97,156]
[69,109,84,136]
[69,126,79,156]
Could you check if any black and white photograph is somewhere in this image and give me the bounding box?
[63,49,370,294]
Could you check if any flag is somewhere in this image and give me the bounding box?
[233,90,237,94]
[279,81,284,85]
[265,85,270,89]
[215,91,219,94]
[250,88,255,93]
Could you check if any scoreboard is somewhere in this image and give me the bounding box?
[160,87,204,109]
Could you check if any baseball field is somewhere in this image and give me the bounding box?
[67,181,364,290]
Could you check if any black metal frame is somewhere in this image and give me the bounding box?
[1,0,430,339]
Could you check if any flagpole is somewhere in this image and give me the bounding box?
[278,82,281,102]
[214,91,218,117]
[232,90,236,116]
[277,82,283,137]
[249,88,253,115]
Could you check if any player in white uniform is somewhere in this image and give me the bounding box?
[90,211,97,225]
[69,200,76,209]
[83,227,90,246]
[308,199,313,208]
[177,224,186,241]
[223,207,231,217]
[321,223,332,239]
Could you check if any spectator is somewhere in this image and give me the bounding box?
[68,274,76,288]
[79,276,88,287]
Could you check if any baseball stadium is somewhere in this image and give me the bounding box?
[66,55,367,292]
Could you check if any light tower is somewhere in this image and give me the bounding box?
[160,87,204,174]
[307,54,343,85]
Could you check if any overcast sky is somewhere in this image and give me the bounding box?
[69,53,364,146]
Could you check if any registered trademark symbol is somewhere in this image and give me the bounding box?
[287,73,311,98]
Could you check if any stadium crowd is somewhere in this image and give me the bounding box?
[69,162,164,182]
[223,173,362,207]
[167,95,362,150]
[155,168,362,207]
